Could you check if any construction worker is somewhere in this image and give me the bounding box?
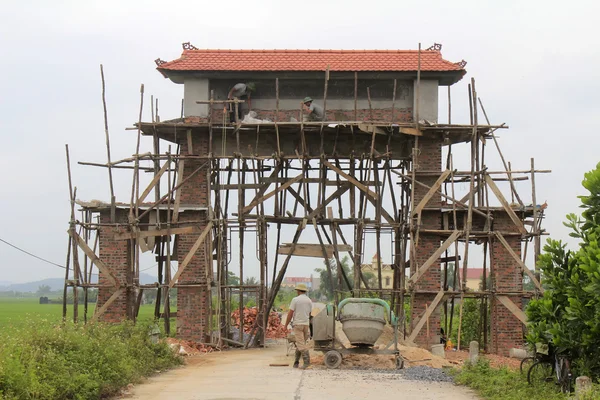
[226,82,256,122]
[301,97,325,122]
[284,283,313,369]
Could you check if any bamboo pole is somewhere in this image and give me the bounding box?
[100,65,116,222]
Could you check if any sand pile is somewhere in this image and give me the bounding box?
[315,322,449,369]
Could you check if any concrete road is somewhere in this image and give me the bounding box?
[125,344,479,400]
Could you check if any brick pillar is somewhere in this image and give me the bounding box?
[176,134,211,342]
[490,213,524,356]
[97,208,134,322]
[410,136,442,347]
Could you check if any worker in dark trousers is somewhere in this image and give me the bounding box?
[226,82,255,122]
[284,283,313,369]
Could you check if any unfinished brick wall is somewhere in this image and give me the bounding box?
[410,135,443,347]
[184,107,413,123]
[176,135,211,342]
[97,208,134,322]
[490,213,524,355]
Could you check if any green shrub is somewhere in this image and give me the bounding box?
[0,319,181,399]
[453,360,566,400]
[527,162,600,378]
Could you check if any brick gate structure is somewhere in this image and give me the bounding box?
[67,43,547,355]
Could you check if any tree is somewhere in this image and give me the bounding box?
[36,285,52,296]
[244,276,258,286]
[526,162,600,377]
[227,271,240,286]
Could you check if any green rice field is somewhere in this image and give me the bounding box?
[0,297,162,327]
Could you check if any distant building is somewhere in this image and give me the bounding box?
[281,275,320,291]
[458,268,485,291]
[361,254,394,289]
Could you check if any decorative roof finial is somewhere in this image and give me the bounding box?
[154,58,166,66]
[182,42,199,50]
[426,43,442,51]
[455,60,468,68]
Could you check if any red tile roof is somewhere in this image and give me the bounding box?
[157,49,466,74]
[459,268,485,280]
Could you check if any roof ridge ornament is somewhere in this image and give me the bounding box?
[182,42,199,50]
[154,58,166,66]
[426,43,442,51]
[455,60,467,68]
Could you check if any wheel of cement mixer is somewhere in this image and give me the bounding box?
[324,350,343,369]
[395,356,404,370]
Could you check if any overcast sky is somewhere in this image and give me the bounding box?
[1,0,599,284]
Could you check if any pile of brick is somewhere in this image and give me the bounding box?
[166,338,218,356]
[231,307,288,339]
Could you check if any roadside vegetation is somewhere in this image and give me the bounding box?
[455,163,600,398]
[453,360,600,400]
[0,319,181,399]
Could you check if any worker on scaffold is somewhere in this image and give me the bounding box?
[284,283,313,369]
[226,82,255,122]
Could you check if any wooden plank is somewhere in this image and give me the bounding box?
[323,160,378,200]
[496,295,528,325]
[69,230,119,287]
[277,243,352,258]
[137,161,169,206]
[243,174,303,214]
[171,160,185,223]
[495,232,544,292]
[412,170,451,216]
[112,225,200,241]
[169,222,213,289]
[399,127,422,136]
[410,231,461,284]
[407,289,445,343]
[357,123,387,135]
[485,175,527,234]
[91,288,124,322]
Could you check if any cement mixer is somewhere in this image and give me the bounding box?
[311,298,404,369]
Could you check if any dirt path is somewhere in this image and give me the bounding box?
[124,344,479,400]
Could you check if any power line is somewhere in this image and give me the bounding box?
[0,237,65,269]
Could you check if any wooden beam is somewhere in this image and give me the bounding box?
[169,222,213,289]
[365,196,396,224]
[68,230,119,287]
[410,231,461,284]
[307,185,349,220]
[399,127,422,136]
[243,174,303,214]
[277,243,352,258]
[496,295,528,325]
[91,287,124,322]
[407,289,445,343]
[287,186,314,214]
[171,160,185,223]
[494,232,544,292]
[412,170,451,216]
[241,164,283,214]
[323,160,378,200]
[485,175,527,234]
[112,225,200,241]
[137,161,169,206]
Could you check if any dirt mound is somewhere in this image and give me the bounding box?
[321,322,449,369]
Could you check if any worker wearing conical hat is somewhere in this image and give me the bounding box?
[284,283,313,369]
[301,97,324,122]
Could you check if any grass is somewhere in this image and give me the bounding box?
[0,297,169,327]
[452,359,600,400]
[0,297,183,399]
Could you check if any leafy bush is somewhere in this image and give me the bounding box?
[0,320,181,399]
[526,162,600,378]
[453,360,566,400]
